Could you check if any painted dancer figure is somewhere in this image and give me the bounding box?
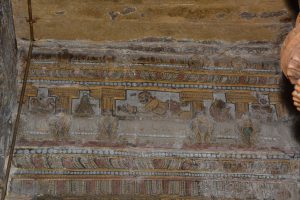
[281,14,300,111]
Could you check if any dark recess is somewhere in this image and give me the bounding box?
[280,75,300,143]
[284,0,299,20]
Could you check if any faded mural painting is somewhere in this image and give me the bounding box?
[18,85,293,150]
[8,40,299,200]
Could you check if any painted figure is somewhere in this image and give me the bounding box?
[75,94,95,117]
[209,99,232,122]
[190,114,213,144]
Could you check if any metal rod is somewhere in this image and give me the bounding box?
[28,0,35,41]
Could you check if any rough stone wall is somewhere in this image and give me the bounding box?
[0,0,17,177]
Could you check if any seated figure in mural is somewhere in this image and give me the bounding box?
[281,15,300,111]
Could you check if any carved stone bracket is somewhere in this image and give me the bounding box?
[281,14,300,84]
[281,14,300,111]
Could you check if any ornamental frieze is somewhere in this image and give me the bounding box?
[27,65,280,88]
[10,178,298,200]
[17,86,295,150]
[30,40,279,73]
[13,149,299,176]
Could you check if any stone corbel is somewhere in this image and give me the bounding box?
[281,14,300,111]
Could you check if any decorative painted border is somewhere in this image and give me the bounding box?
[31,60,280,73]
[20,80,280,92]
[14,169,298,181]
[9,178,298,199]
[14,148,300,160]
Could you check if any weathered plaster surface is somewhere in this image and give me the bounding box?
[12,0,293,42]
